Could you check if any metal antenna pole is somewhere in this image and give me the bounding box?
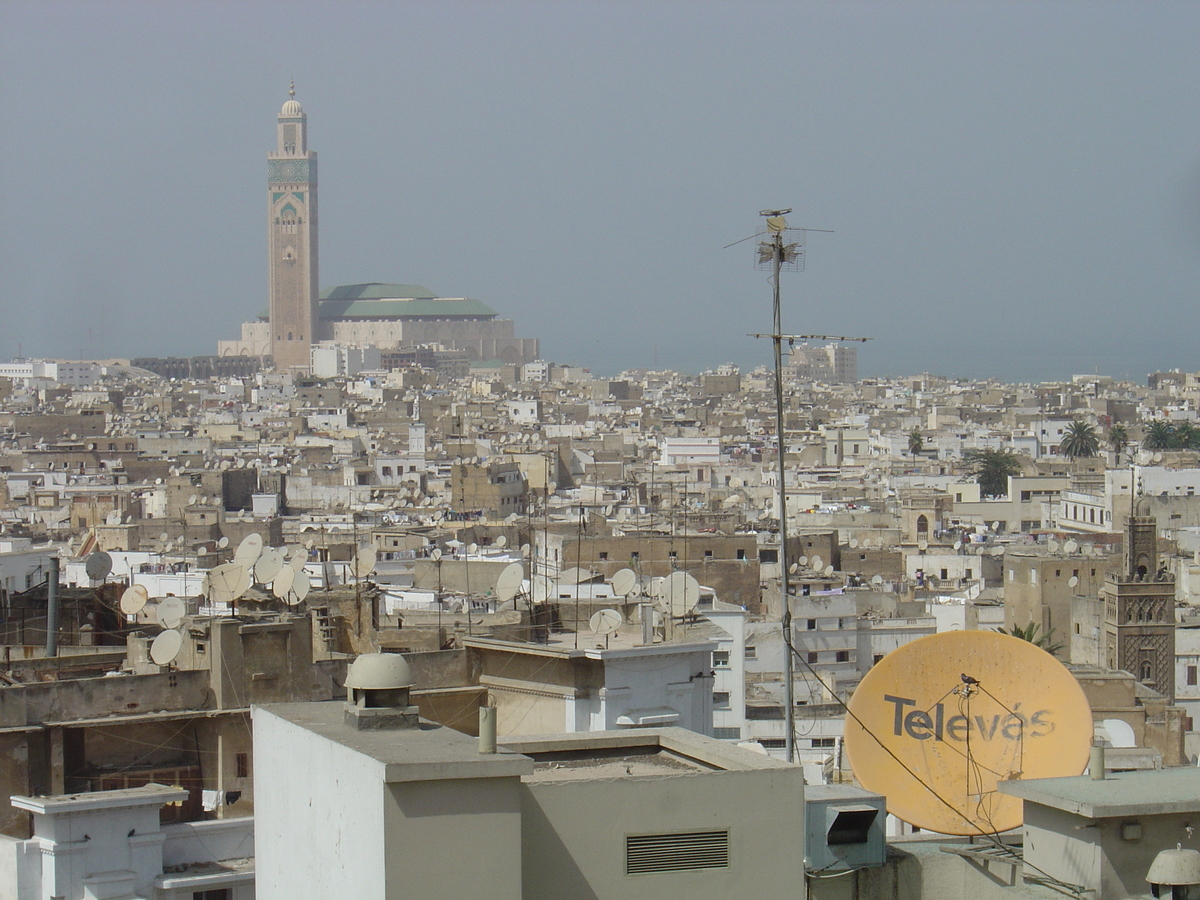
[767,221,797,765]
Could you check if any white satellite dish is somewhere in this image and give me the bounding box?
[1068,575,1080,587]
[1064,540,1079,554]
[289,547,308,572]
[495,535,507,548]
[120,585,149,616]
[496,563,525,603]
[150,629,183,666]
[799,555,809,566]
[810,554,824,571]
[157,597,186,629]
[824,564,835,577]
[521,543,531,558]
[188,494,197,506]
[1100,718,1138,749]
[991,521,1001,532]
[254,548,285,584]
[663,571,700,618]
[85,551,113,582]
[953,541,962,551]
[467,542,478,555]
[788,563,798,574]
[1047,539,1061,553]
[105,511,122,526]
[871,574,884,586]
[272,565,295,599]
[288,570,311,604]
[354,545,377,579]
[159,532,170,544]
[849,538,859,549]
[234,534,264,568]
[208,563,251,602]
[589,609,623,635]
[649,576,665,600]
[611,568,638,597]
[217,536,230,549]
[917,540,928,551]
[431,548,443,561]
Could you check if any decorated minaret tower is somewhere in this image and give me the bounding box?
[267,82,319,371]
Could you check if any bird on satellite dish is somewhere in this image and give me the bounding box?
[960,673,980,685]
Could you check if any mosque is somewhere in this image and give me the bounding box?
[218,86,538,371]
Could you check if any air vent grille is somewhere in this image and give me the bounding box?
[626,830,729,875]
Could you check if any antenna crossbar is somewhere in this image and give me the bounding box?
[748,333,870,342]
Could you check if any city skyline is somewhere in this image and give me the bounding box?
[1,2,1198,382]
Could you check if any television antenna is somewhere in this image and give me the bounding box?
[733,207,863,764]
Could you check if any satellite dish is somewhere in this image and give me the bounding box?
[495,535,507,548]
[823,564,834,577]
[871,574,884,586]
[1068,575,1080,587]
[662,571,700,618]
[188,494,197,506]
[520,543,531,557]
[431,548,443,561]
[234,533,264,568]
[810,555,823,571]
[120,585,148,616]
[289,570,311,604]
[589,608,623,636]
[1064,540,1079,554]
[289,547,308,571]
[799,556,808,566]
[917,540,928,551]
[611,568,638,596]
[468,542,478,555]
[85,551,113,582]
[217,536,230,549]
[648,576,665,600]
[788,563,798,574]
[354,545,377,579]
[150,629,183,667]
[157,597,186,629]
[105,511,122,526]
[991,521,1001,532]
[159,532,170,544]
[844,631,1093,836]
[496,563,525,603]
[849,538,859,549]
[208,563,250,602]
[1047,539,1060,553]
[272,564,296,599]
[1100,718,1137,749]
[255,548,285,584]
[548,481,558,493]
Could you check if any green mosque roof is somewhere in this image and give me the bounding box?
[321,283,438,301]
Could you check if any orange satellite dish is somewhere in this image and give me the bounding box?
[844,630,1092,835]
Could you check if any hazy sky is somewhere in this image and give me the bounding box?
[2,1,1198,381]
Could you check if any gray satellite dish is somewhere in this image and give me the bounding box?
[611,568,638,597]
[496,563,525,603]
[663,571,700,618]
[272,565,295,599]
[85,551,113,582]
[495,535,507,549]
[234,534,264,568]
[589,609,623,635]
[150,629,183,667]
[120,585,148,616]
[157,597,186,629]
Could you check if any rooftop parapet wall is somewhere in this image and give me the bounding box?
[0,670,209,728]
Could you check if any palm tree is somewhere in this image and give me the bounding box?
[907,429,924,457]
[1173,421,1200,450]
[1142,419,1175,450]
[963,448,1023,498]
[997,622,1065,658]
[1059,420,1100,459]
[1108,423,1128,464]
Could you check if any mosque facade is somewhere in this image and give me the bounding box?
[218,89,538,370]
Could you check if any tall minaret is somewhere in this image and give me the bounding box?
[267,82,319,371]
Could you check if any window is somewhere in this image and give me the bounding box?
[835,651,849,663]
[873,654,884,665]
[631,551,639,561]
[811,738,836,748]
[1030,568,1038,585]
[712,692,730,708]
[759,549,778,564]
[939,569,948,580]
[807,619,817,630]
[758,738,786,749]
[598,552,609,561]
[626,830,729,875]
[807,652,818,664]
[236,753,249,778]
[669,551,678,559]
[713,727,741,740]
[712,650,730,668]
[193,891,230,900]
[744,646,757,659]
[965,569,972,580]
[704,550,713,559]
[736,548,746,560]
[1189,666,1197,687]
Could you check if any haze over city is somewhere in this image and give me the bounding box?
[2,1,1198,381]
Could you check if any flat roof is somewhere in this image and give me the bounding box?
[463,634,715,660]
[998,768,1200,818]
[256,701,533,783]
